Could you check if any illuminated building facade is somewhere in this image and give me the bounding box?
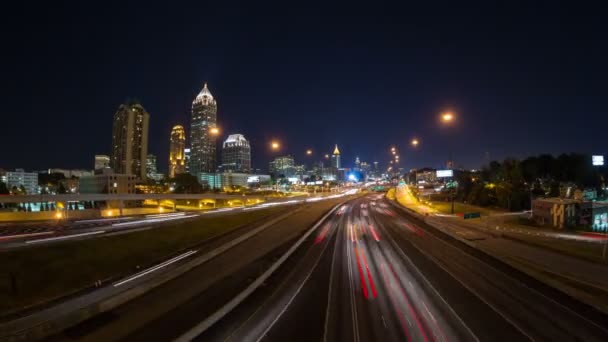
[110,101,150,179]
[221,134,251,173]
[190,83,218,175]
[169,125,186,178]
[331,144,341,169]
[94,155,110,170]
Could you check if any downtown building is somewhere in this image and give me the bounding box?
[269,155,296,178]
[4,169,39,194]
[94,155,110,171]
[169,125,186,178]
[146,154,164,181]
[189,83,218,176]
[110,100,150,179]
[221,134,251,173]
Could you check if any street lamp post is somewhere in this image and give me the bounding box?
[440,111,456,214]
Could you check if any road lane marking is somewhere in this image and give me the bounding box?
[175,203,342,342]
[322,217,341,342]
[25,230,105,244]
[113,250,198,287]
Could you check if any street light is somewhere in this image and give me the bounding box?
[271,141,280,150]
[210,127,220,136]
[411,138,419,147]
[306,149,312,156]
[441,112,454,123]
[440,111,456,213]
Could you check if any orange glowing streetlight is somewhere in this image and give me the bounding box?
[210,127,220,135]
[441,112,454,123]
[271,141,280,151]
[306,149,313,156]
[411,138,419,147]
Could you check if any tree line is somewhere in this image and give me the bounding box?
[455,153,605,211]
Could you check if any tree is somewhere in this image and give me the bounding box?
[57,183,67,194]
[172,173,204,194]
[0,182,8,195]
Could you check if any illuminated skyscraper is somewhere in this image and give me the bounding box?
[169,125,186,178]
[110,101,149,179]
[94,155,110,170]
[221,134,251,173]
[189,83,218,175]
[331,144,341,169]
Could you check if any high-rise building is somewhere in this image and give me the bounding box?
[5,169,39,194]
[146,154,158,176]
[94,155,110,170]
[184,147,191,174]
[269,155,296,178]
[331,145,341,169]
[221,134,251,173]
[169,125,186,178]
[146,154,164,181]
[110,101,150,179]
[190,83,218,175]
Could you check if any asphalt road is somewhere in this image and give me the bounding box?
[44,193,608,341]
[44,198,347,342]
[202,194,608,341]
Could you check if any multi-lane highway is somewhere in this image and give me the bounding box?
[196,194,608,341]
[38,193,608,341]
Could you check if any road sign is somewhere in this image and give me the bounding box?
[464,212,481,219]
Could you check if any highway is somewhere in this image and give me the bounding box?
[196,194,608,341]
[41,193,608,341]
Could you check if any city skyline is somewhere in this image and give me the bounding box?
[1,2,606,172]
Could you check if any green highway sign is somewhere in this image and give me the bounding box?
[464,212,481,219]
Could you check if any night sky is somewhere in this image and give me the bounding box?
[1,2,606,173]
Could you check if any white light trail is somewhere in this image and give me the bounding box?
[25,230,105,244]
[113,250,198,287]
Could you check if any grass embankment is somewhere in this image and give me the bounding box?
[0,206,286,316]
[503,234,608,265]
[430,201,497,216]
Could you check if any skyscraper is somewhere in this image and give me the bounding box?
[221,134,251,173]
[169,125,186,178]
[94,155,110,170]
[184,147,191,174]
[190,83,218,175]
[110,101,149,179]
[146,154,158,177]
[331,144,341,169]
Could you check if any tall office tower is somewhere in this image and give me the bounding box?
[331,144,341,169]
[184,147,191,173]
[94,155,110,170]
[110,100,150,179]
[146,154,158,177]
[221,134,251,173]
[169,125,186,178]
[189,83,218,175]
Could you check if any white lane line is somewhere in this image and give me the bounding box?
[384,220,514,342]
[346,227,361,342]
[75,217,133,223]
[0,231,54,241]
[114,250,198,287]
[175,203,342,342]
[323,219,340,342]
[255,217,338,342]
[25,230,105,244]
[420,211,608,336]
